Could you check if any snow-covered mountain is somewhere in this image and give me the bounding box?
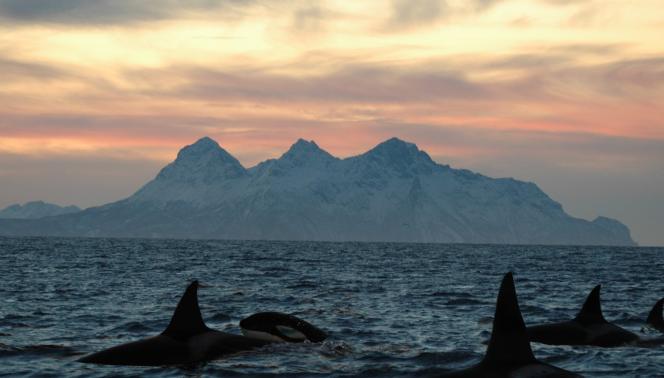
[0,137,635,245]
[0,201,80,219]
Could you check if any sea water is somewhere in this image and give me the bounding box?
[0,237,662,377]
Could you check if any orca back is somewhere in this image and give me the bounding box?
[647,298,664,331]
[481,272,536,368]
[79,280,274,366]
[78,335,190,365]
[80,281,210,365]
[440,273,580,377]
[574,285,606,326]
[162,280,210,341]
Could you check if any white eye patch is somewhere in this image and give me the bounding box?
[275,325,307,341]
[241,329,286,342]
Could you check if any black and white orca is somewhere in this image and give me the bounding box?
[646,298,664,333]
[440,272,581,378]
[240,312,328,343]
[526,285,640,347]
[79,281,273,366]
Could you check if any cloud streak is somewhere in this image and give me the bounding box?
[384,0,504,30]
[0,57,69,82]
[0,0,256,25]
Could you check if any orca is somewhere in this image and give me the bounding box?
[239,312,328,343]
[646,298,664,333]
[78,281,271,366]
[526,285,640,347]
[440,273,581,378]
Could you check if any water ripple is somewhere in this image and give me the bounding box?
[0,237,662,377]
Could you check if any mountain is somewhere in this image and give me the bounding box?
[0,201,81,219]
[0,137,635,245]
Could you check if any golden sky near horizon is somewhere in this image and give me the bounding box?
[1,0,664,244]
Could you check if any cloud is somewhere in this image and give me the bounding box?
[166,65,486,103]
[100,51,663,118]
[0,0,254,25]
[541,0,591,4]
[2,45,662,150]
[292,5,326,32]
[468,0,502,11]
[376,121,664,168]
[0,57,67,81]
[386,0,447,29]
[384,0,503,30]
[448,52,664,103]
[0,113,223,144]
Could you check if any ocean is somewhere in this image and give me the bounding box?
[0,237,662,377]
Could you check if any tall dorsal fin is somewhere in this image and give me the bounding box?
[574,285,606,325]
[482,272,536,367]
[646,298,664,328]
[162,281,209,341]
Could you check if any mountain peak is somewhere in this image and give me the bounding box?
[173,137,240,164]
[368,138,418,156]
[360,137,436,173]
[194,136,218,145]
[287,139,321,154]
[291,138,320,149]
[279,138,335,166]
[155,137,246,183]
[176,137,223,159]
[384,137,409,145]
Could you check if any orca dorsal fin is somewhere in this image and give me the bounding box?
[575,285,606,325]
[647,298,664,328]
[482,272,536,367]
[162,281,209,341]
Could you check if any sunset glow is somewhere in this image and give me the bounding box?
[1,0,663,244]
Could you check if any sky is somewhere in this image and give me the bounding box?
[0,0,662,245]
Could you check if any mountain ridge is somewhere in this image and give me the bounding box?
[0,201,81,220]
[0,137,636,246]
